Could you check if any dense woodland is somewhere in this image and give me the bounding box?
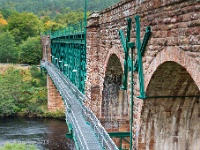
[0,0,120,117]
[0,0,120,18]
[0,0,120,64]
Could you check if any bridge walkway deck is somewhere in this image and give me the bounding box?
[41,61,118,150]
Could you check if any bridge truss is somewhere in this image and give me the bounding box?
[50,22,86,93]
[41,20,119,149]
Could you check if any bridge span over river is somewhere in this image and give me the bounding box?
[41,0,200,149]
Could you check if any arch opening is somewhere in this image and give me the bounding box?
[101,54,129,131]
[139,61,200,150]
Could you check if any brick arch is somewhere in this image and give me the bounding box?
[138,47,200,150]
[147,61,200,97]
[103,48,124,79]
[100,52,129,132]
[144,47,200,91]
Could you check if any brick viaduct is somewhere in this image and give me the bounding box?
[42,0,200,149]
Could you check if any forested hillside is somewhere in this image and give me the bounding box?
[0,0,121,18]
[1,0,124,118]
[0,0,120,64]
[0,0,122,118]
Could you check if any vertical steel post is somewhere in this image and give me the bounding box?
[127,42,135,150]
[119,18,135,150]
[130,44,134,150]
[82,0,88,93]
[84,0,88,28]
[127,41,135,150]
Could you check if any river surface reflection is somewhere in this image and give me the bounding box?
[0,117,75,150]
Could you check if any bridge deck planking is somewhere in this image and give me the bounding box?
[41,61,118,150]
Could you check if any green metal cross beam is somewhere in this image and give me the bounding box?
[134,15,151,99]
[119,18,133,90]
[109,132,130,150]
[119,15,152,150]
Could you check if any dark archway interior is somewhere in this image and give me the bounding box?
[101,54,129,131]
[146,61,200,97]
[139,61,200,150]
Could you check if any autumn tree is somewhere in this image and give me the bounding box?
[0,12,7,31]
[44,20,65,32]
[0,66,47,117]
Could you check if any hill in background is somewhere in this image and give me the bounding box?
[0,0,121,19]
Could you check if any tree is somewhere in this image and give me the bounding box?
[0,31,18,63]
[0,66,47,116]
[0,13,7,25]
[7,12,43,44]
[0,67,23,115]
[44,20,65,32]
[0,12,8,32]
[0,9,15,19]
[19,36,42,65]
[53,11,85,26]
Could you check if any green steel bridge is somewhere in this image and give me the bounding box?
[41,21,119,150]
[41,14,151,149]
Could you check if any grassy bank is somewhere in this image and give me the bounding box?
[0,142,37,150]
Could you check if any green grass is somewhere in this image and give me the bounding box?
[0,142,38,150]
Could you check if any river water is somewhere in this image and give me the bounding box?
[0,117,75,150]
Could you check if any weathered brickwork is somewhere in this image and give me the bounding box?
[47,75,65,111]
[86,0,200,149]
[41,36,51,62]
[140,61,200,150]
[101,54,130,131]
[41,36,65,112]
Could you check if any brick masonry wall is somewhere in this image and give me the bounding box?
[47,75,65,112]
[86,0,200,149]
[41,36,65,112]
[41,36,51,62]
[139,61,200,149]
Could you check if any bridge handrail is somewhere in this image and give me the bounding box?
[50,21,84,39]
[82,104,119,149]
[68,108,90,149]
[49,62,118,149]
[42,61,90,149]
[41,61,118,150]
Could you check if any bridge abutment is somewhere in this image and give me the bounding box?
[42,36,65,112]
[47,75,65,112]
[85,12,102,117]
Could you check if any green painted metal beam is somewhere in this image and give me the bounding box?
[109,132,130,150]
[66,133,73,139]
[108,132,130,138]
[52,39,85,44]
[134,15,152,99]
[145,95,200,99]
[119,18,132,90]
[135,15,145,99]
[119,15,152,150]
